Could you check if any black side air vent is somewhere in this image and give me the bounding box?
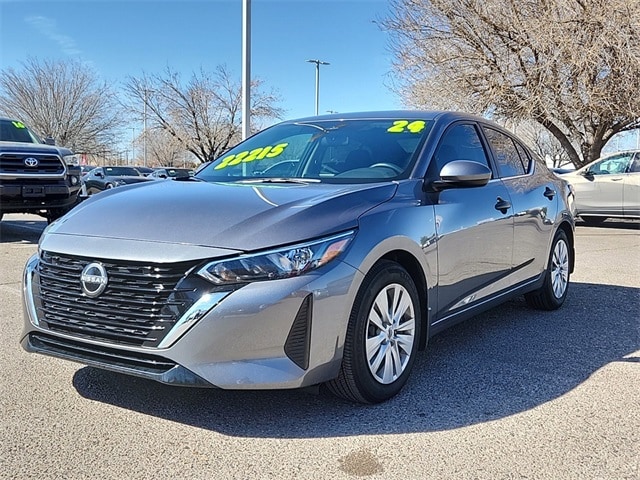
[284,294,313,370]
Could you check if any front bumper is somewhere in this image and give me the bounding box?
[22,254,362,390]
[0,182,81,211]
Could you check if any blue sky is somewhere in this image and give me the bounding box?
[0,0,402,123]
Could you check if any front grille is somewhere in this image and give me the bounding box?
[34,251,201,347]
[0,152,65,174]
[29,332,177,373]
[25,333,214,386]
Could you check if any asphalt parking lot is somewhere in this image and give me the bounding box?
[1,214,638,480]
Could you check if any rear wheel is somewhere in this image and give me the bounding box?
[525,230,571,310]
[326,261,421,403]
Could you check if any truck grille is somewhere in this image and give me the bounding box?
[33,251,201,347]
[0,152,65,174]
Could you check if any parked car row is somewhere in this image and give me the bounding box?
[79,165,195,195]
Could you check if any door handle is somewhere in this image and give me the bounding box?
[495,197,511,214]
[610,177,623,181]
[544,187,556,200]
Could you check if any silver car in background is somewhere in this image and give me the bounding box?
[560,150,640,224]
[21,111,575,403]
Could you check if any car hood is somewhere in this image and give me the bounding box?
[0,141,72,156]
[47,180,398,251]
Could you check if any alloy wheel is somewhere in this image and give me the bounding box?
[551,239,569,299]
[365,283,416,384]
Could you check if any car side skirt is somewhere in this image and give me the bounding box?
[428,273,544,336]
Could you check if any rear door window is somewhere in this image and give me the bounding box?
[482,127,527,178]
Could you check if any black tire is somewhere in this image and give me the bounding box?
[525,229,571,310]
[326,261,422,404]
[46,204,75,224]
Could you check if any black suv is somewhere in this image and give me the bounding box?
[0,117,82,222]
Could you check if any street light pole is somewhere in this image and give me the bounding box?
[130,128,136,165]
[242,0,251,140]
[143,90,147,167]
[306,59,329,116]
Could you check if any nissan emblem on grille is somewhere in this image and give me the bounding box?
[80,262,108,297]
[24,157,39,167]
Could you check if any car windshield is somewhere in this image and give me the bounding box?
[166,169,193,177]
[104,167,141,176]
[0,119,43,143]
[196,119,432,183]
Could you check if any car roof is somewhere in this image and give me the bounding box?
[284,110,487,124]
[597,150,640,160]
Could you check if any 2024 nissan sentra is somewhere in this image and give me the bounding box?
[21,111,575,403]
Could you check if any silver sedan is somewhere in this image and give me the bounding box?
[21,111,575,403]
[560,150,640,224]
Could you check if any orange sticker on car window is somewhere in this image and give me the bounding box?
[387,120,425,133]
[214,143,289,170]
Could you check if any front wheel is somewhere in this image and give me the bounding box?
[46,206,72,224]
[326,261,421,403]
[525,229,571,310]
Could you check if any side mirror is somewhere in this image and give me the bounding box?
[428,160,492,191]
[44,137,56,145]
[95,171,104,178]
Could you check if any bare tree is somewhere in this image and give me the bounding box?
[0,57,121,152]
[136,128,190,167]
[384,0,640,167]
[504,120,572,168]
[124,65,284,164]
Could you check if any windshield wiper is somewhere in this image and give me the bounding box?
[237,178,321,184]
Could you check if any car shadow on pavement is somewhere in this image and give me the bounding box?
[0,217,47,244]
[73,281,639,438]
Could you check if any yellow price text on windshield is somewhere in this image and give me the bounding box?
[12,121,26,129]
[387,120,426,134]
[214,143,289,170]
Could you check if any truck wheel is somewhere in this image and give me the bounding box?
[46,207,70,224]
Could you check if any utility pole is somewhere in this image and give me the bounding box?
[143,90,148,167]
[242,0,251,140]
[130,128,136,165]
[306,59,330,116]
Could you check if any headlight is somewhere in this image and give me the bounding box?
[62,154,78,165]
[197,231,355,285]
